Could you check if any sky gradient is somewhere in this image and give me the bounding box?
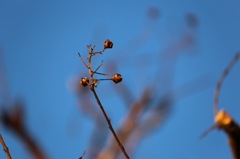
[1,1,240,159]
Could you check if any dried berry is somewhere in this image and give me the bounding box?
[112,73,122,84]
[103,39,113,49]
[80,77,89,86]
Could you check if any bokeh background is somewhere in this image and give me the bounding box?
[0,0,240,159]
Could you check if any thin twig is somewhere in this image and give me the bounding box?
[78,53,88,68]
[213,52,240,116]
[90,87,130,159]
[94,61,103,73]
[79,150,86,159]
[0,134,12,159]
[198,124,218,139]
[92,72,109,76]
[92,49,105,54]
[93,78,112,82]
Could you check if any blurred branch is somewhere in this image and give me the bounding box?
[210,51,240,159]
[213,51,240,116]
[199,124,218,139]
[104,62,134,107]
[116,96,172,158]
[75,9,201,159]
[79,150,86,159]
[97,88,151,159]
[1,101,48,159]
[214,110,240,159]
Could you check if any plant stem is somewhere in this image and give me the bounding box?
[0,134,12,159]
[83,44,129,158]
[213,52,240,116]
[90,86,130,159]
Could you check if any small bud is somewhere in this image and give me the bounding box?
[80,77,89,87]
[103,39,113,49]
[112,73,122,84]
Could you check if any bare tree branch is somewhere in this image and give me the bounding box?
[213,52,240,116]
[78,41,130,159]
[0,134,12,159]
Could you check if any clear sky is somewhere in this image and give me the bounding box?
[1,0,240,159]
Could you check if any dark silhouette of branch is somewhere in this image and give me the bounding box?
[79,150,86,159]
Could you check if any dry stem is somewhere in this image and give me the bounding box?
[212,51,240,159]
[91,87,129,159]
[79,150,86,159]
[213,52,240,116]
[78,43,129,159]
[0,134,12,159]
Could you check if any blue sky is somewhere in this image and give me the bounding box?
[0,0,240,159]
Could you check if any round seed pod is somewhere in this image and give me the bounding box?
[80,77,89,86]
[103,39,113,49]
[112,73,122,84]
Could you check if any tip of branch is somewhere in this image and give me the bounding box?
[199,124,218,140]
[79,150,86,159]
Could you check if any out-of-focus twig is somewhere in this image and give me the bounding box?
[210,51,240,159]
[213,51,240,116]
[97,88,151,159]
[104,61,134,107]
[1,102,48,159]
[79,150,86,159]
[0,134,12,159]
[215,110,240,159]
[199,124,218,139]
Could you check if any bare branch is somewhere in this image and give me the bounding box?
[92,49,105,54]
[93,72,109,76]
[93,78,112,82]
[79,150,86,159]
[90,87,130,159]
[199,124,218,139]
[78,52,88,68]
[94,61,103,73]
[0,134,12,159]
[213,51,240,116]
[79,41,129,159]
[1,103,48,159]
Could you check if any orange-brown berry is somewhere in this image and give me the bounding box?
[103,39,113,49]
[112,73,122,84]
[80,77,89,87]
